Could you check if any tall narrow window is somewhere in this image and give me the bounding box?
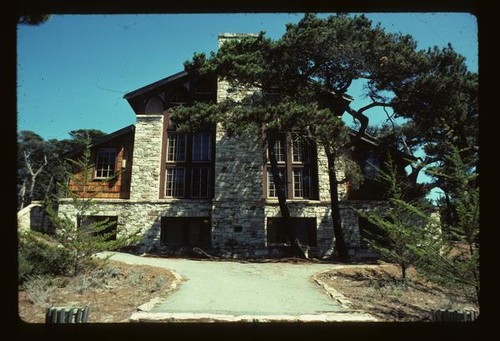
[95,149,117,179]
[165,167,185,197]
[164,130,214,199]
[265,134,317,199]
[167,133,187,162]
[192,132,211,162]
[274,137,286,163]
[267,169,287,198]
[192,167,210,198]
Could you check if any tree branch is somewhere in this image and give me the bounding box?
[345,106,368,149]
[24,151,34,176]
[34,155,48,177]
[357,101,393,114]
[338,78,353,94]
[346,101,394,149]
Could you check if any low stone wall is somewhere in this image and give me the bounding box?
[17,201,53,234]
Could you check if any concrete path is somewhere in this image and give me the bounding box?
[100,252,376,322]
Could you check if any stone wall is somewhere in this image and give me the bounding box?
[17,201,53,234]
[58,198,212,253]
[211,125,265,248]
[129,115,164,201]
[340,200,389,258]
[264,201,333,256]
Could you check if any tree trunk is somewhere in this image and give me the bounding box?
[267,132,304,258]
[24,152,48,206]
[325,146,349,262]
[401,261,407,281]
[28,173,38,205]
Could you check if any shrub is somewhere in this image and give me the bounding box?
[18,232,73,284]
[18,252,34,284]
[22,275,54,305]
[150,276,166,292]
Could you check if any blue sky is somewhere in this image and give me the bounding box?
[17,13,478,142]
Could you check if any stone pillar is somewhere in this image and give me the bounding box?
[211,125,265,247]
[129,114,164,200]
[211,33,265,248]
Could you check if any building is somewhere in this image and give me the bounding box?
[58,34,409,259]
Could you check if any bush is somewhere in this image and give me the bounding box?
[22,275,54,305]
[18,233,73,284]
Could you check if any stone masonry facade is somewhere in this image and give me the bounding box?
[57,33,386,259]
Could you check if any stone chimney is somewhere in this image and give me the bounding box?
[216,33,259,104]
[217,32,258,49]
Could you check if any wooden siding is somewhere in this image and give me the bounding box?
[68,130,134,199]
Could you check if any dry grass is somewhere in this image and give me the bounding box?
[317,263,478,321]
[18,260,178,323]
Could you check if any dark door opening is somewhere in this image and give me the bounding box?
[160,217,211,246]
[267,217,317,247]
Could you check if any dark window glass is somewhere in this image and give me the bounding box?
[95,149,116,179]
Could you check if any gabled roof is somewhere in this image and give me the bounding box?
[123,70,188,100]
[62,124,135,158]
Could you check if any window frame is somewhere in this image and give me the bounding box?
[162,125,215,199]
[94,148,117,180]
[264,133,318,200]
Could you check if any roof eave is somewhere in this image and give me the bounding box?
[62,124,135,159]
[123,70,188,100]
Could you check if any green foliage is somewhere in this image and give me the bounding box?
[46,138,141,276]
[176,13,477,263]
[354,157,440,280]
[414,145,479,306]
[356,198,439,281]
[17,129,109,210]
[18,232,73,284]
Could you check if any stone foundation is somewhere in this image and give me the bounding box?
[58,197,387,259]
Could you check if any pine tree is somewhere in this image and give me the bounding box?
[46,138,140,276]
[414,145,479,306]
[354,156,440,281]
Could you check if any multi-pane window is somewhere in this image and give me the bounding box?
[265,134,317,199]
[191,167,210,198]
[167,133,187,162]
[165,131,213,199]
[95,149,117,179]
[293,168,311,198]
[170,89,188,107]
[165,167,185,197]
[192,132,211,161]
[274,138,286,163]
[267,169,287,198]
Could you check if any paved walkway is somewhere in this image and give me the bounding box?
[101,252,376,322]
